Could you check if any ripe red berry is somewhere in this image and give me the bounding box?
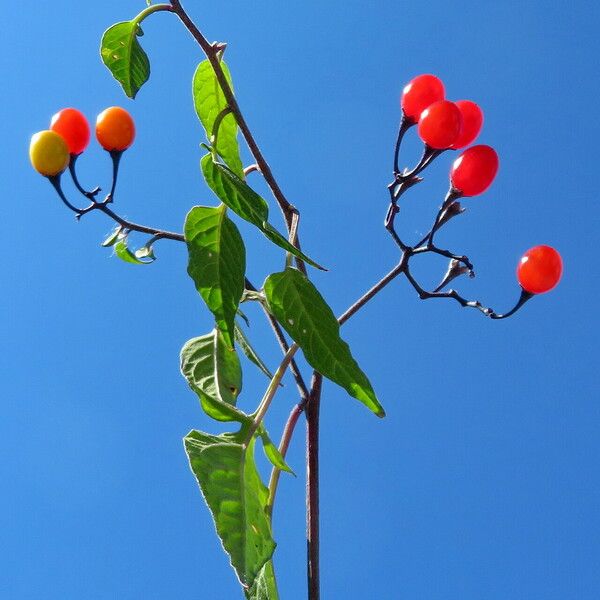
[517,245,563,294]
[50,108,91,156]
[401,74,445,123]
[451,100,483,149]
[450,144,499,196]
[418,100,463,149]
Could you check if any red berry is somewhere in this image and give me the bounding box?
[451,100,483,149]
[418,100,462,149]
[450,144,499,196]
[401,74,445,123]
[50,108,90,155]
[517,245,563,294]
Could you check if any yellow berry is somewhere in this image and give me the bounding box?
[29,130,70,177]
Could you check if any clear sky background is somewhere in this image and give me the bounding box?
[1,1,599,599]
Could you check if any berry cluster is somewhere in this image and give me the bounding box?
[384,74,562,316]
[30,107,135,178]
[30,106,136,215]
[400,74,499,193]
[28,106,182,261]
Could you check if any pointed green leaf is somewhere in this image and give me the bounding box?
[101,21,150,99]
[261,222,322,267]
[264,268,385,417]
[185,430,276,588]
[180,330,249,423]
[202,152,267,224]
[245,561,279,600]
[201,154,324,270]
[235,323,274,380]
[185,205,246,349]
[193,60,244,178]
[259,428,294,475]
[101,226,122,247]
[114,237,151,265]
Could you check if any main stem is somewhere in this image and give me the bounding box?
[304,260,406,598]
[306,373,323,600]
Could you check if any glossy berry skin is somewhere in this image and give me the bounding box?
[517,245,563,294]
[401,74,445,123]
[418,100,463,149]
[451,100,483,149]
[96,107,135,152]
[50,108,90,155]
[29,130,70,177]
[450,144,499,196]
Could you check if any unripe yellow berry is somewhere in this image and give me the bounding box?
[29,130,70,177]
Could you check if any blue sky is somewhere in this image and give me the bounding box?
[1,1,599,598]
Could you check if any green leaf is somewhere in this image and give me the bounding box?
[235,323,274,380]
[259,428,294,475]
[264,268,385,417]
[193,60,244,178]
[101,226,122,247]
[202,152,268,223]
[201,154,324,270]
[180,330,249,423]
[100,21,150,99]
[185,205,246,349]
[185,430,276,588]
[114,237,151,265]
[261,222,322,267]
[245,561,279,600]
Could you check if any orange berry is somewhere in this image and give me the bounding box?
[96,107,135,152]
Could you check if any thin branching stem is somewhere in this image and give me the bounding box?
[245,344,300,444]
[68,155,101,200]
[74,199,185,242]
[133,3,174,25]
[243,279,310,399]
[263,309,310,400]
[266,401,304,517]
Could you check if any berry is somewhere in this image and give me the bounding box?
[418,100,462,149]
[50,108,90,155]
[401,74,445,123]
[29,130,70,177]
[451,100,483,149]
[517,245,563,294]
[96,107,135,152]
[450,144,499,196]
